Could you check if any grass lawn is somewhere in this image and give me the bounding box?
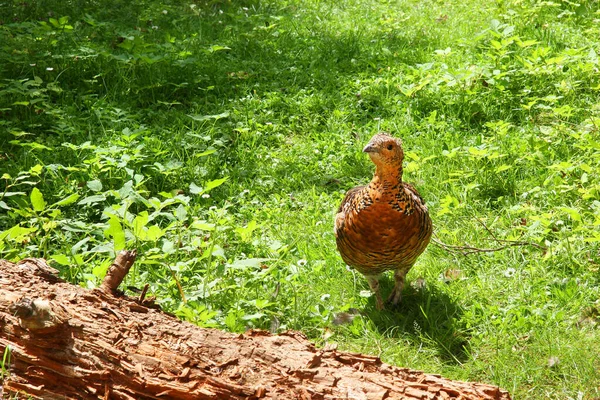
[1,0,600,397]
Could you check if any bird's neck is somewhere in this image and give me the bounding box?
[373,165,403,187]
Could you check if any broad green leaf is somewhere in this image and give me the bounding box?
[118,180,134,198]
[191,220,216,231]
[405,161,419,173]
[187,112,229,122]
[405,152,421,161]
[88,244,114,254]
[9,131,31,137]
[225,311,239,330]
[235,220,259,242]
[517,39,539,47]
[43,220,58,230]
[30,188,46,211]
[0,201,9,210]
[53,193,80,207]
[559,207,582,223]
[0,225,37,241]
[92,262,110,279]
[87,180,103,192]
[227,258,269,269]
[78,194,106,205]
[134,174,144,185]
[104,215,126,251]
[83,14,98,26]
[133,212,149,239]
[207,45,231,53]
[194,149,217,157]
[468,147,488,157]
[162,239,175,254]
[50,254,71,266]
[203,177,229,193]
[71,237,90,254]
[9,140,52,151]
[580,163,592,173]
[29,164,43,175]
[490,40,503,50]
[175,204,187,221]
[241,312,265,321]
[189,182,203,194]
[146,225,165,241]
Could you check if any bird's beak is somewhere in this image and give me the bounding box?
[363,143,377,153]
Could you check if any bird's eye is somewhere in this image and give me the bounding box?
[387,144,393,150]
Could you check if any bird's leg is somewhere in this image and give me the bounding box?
[386,268,407,306]
[365,274,384,310]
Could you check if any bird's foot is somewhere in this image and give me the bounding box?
[365,275,385,310]
[385,288,402,308]
[375,293,385,310]
[386,269,407,308]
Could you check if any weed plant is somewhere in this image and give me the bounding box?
[1,0,599,397]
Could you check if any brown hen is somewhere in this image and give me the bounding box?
[335,133,432,310]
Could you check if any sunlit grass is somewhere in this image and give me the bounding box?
[1,0,599,397]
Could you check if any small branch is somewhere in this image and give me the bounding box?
[139,283,149,303]
[100,250,138,294]
[432,235,545,256]
[475,217,500,243]
[433,216,546,256]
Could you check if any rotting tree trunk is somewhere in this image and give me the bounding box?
[0,255,511,400]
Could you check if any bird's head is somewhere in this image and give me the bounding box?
[363,132,404,170]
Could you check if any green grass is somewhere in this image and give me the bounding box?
[1,0,600,397]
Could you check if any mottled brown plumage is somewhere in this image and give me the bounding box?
[335,133,432,310]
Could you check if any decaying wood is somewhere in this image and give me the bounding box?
[0,257,512,400]
[99,250,138,294]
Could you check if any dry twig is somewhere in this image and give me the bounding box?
[432,219,546,256]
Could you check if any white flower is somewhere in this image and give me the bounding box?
[504,268,516,278]
[297,259,307,267]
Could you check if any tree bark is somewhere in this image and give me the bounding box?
[0,257,511,400]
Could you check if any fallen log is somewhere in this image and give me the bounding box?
[0,254,511,399]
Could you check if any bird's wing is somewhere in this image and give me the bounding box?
[403,182,426,204]
[334,185,365,237]
[336,185,365,213]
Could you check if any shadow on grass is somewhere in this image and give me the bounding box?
[0,0,435,109]
[364,278,470,365]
